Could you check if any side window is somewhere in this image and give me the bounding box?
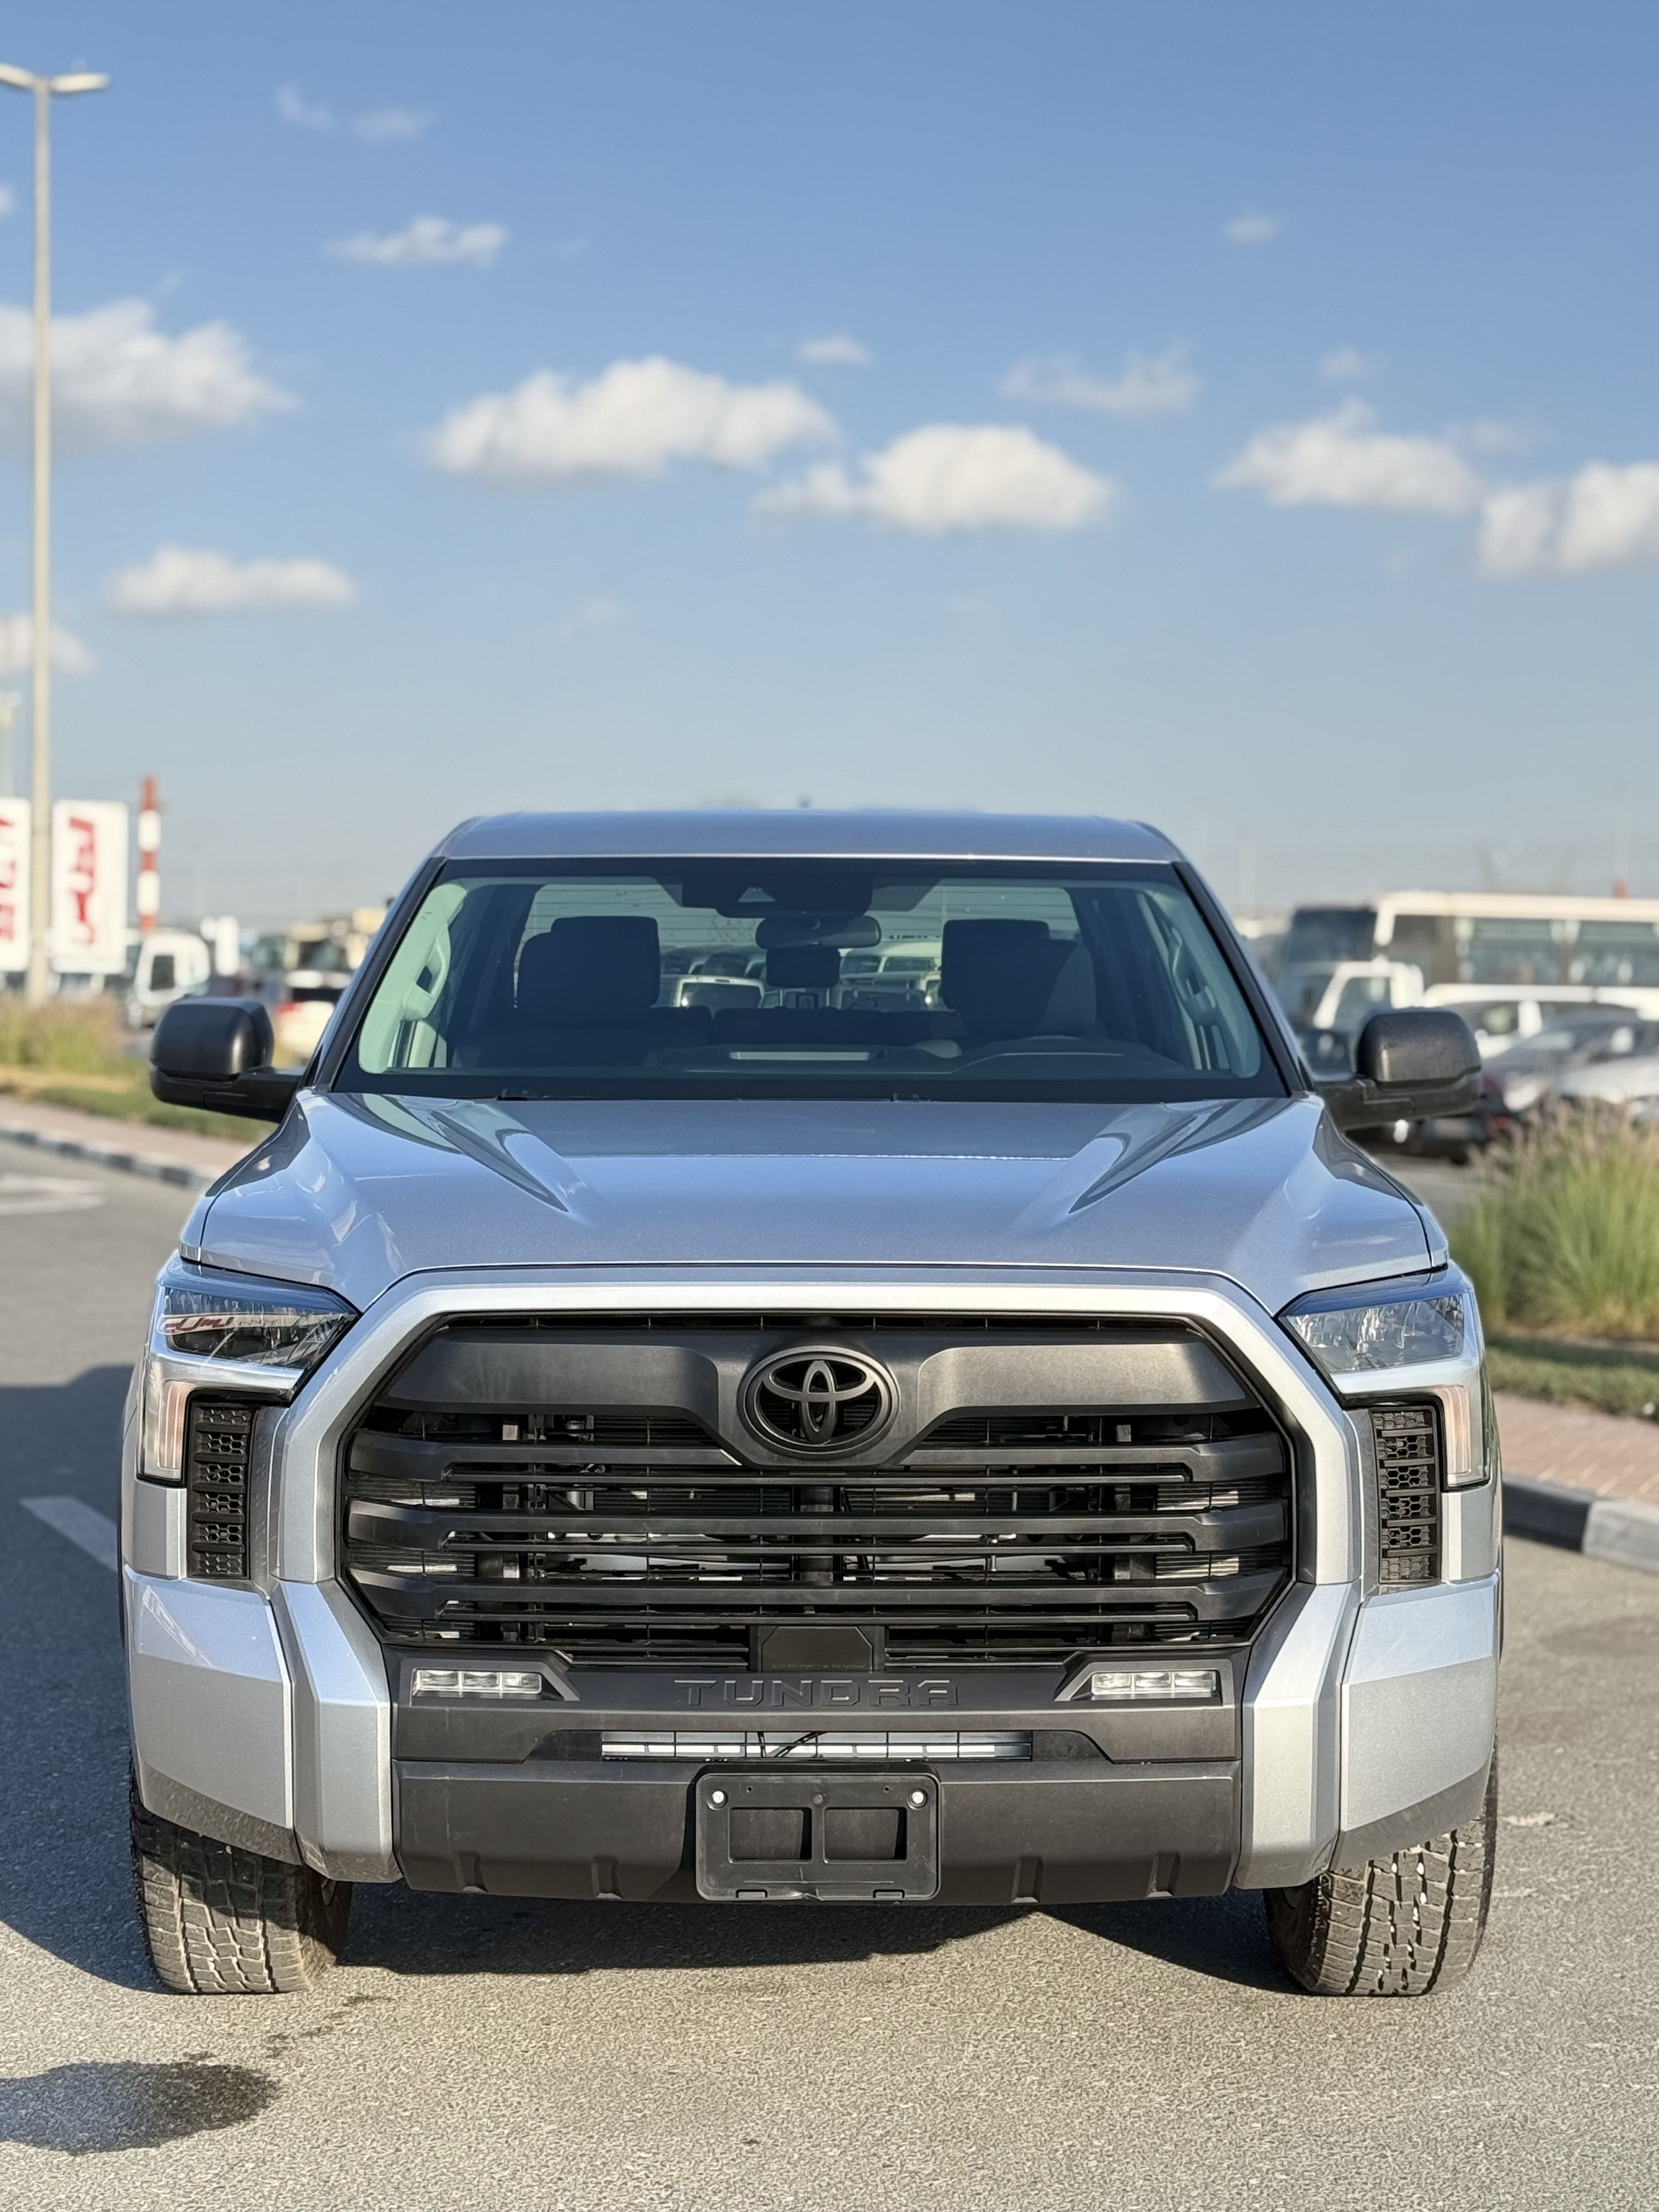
[1082,887,1261,1075]
[356,883,468,1071]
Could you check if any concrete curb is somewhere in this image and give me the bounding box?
[1505,1474,1659,1576]
[0,1116,217,1191]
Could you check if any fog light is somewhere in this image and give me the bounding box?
[1088,1667,1219,1702]
[410,1668,542,1700]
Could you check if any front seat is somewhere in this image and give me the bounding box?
[493,916,691,1066]
[939,919,1096,1047]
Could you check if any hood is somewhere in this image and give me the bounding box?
[186,1091,1437,1317]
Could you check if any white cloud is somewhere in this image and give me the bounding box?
[108,546,358,616]
[275,84,431,142]
[0,613,95,676]
[330,215,506,268]
[555,594,625,642]
[427,356,835,487]
[352,107,431,144]
[797,332,872,366]
[757,422,1117,535]
[0,185,13,222]
[1001,345,1199,419]
[1319,347,1368,381]
[1477,464,1659,575]
[275,84,335,131]
[1223,208,1282,246]
[1451,416,1528,456]
[0,299,291,455]
[1214,400,1483,514]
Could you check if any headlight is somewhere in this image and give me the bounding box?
[140,1255,357,1480]
[1281,1271,1470,1376]
[154,1259,355,1370]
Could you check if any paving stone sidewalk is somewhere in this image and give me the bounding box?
[1495,1390,1659,1507]
[0,1094,249,1187]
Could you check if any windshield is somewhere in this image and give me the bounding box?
[337,860,1278,1102]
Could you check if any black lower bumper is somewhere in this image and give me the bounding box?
[394,1757,1240,1905]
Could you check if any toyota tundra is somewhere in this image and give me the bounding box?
[125,812,1498,1996]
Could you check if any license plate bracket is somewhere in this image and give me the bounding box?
[695,1769,940,1901]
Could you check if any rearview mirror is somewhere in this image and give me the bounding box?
[150,997,303,1122]
[1316,1008,1482,1133]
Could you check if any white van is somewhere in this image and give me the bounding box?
[126,930,212,1029]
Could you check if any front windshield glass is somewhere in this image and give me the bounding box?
[338,860,1278,1102]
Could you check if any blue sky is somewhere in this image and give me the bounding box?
[1,1,1656,922]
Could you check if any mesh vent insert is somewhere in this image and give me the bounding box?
[186,1397,256,1582]
[1370,1402,1441,1586]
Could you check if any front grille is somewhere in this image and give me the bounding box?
[340,1314,1295,1667]
[185,1397,256,1581]
[1369,1402,1441,1584]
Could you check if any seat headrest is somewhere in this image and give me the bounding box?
[940,919,1095,1039]
[517,917,661,1025]
[766,945,840,992]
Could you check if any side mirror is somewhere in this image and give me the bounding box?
[150,997,303,1122]
[1316,1008,1482,1133]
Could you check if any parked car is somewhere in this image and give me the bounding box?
[1554,1042,1659,1117]
[272,975,348,1065]
[1422,983,1657,1054]
[671,971,764,1013]
[134,811,1496,2001]
[1483,1014,1659,1116]
[835,940,943,1009]
[1276,958,1422,1034]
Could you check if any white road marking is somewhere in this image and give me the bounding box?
[21,1496,119,1570]
[0,1171,104,1217]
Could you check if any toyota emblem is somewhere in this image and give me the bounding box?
[741,1346,896,1455]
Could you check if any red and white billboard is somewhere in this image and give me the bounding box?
[50,800,128,974]
[0,799,27,974]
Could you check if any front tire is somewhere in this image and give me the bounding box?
[131,1778,352,1994]
[1264,1754,1496,1996]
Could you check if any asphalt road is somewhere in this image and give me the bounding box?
[2,1133,1656,2212]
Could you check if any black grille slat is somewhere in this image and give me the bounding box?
[341,1316,1293,1664]
[346,1499,1286,1553]
[186,1397,256,1581]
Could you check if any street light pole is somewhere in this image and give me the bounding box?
[0,61,108,1005]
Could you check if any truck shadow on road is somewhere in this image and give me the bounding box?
[351,1887,1025,1976]
[1052,1895,1287,1990]
[348,1886,1287,1990]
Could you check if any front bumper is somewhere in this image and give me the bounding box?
[123,1562,1499,1899]
[124,1264,1502,1897]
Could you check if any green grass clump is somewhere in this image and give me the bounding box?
[0,994,253,1145]
[1453,1111,1659,1344]
[1486,1334,1659,1420]
[0,995,124,1070]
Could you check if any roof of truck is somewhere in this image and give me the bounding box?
[436,810,1181,866]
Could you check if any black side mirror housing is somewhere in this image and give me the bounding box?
[1316,1008,1482,1132]
[150,998,303,1122]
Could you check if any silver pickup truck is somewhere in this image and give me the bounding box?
[125,811,1498,1997]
